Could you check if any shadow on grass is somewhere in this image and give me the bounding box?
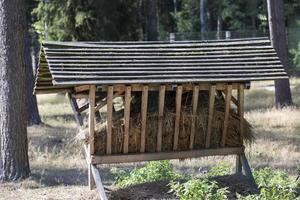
[30,167,116,186]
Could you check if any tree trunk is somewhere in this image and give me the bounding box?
[200,0,208,32]
[0,0,30,181]
[267,0,293,107]
[145,0,159,41]
[216,5,222,39]
[25,1,41,126]
[145,0,160,111]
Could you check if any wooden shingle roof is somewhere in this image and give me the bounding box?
[34,37,288,94]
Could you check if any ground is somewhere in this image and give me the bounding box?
[0,79,300,200]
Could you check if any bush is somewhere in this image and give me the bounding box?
[169,179,229,200]
[237,168,300,200]
[114,160,183,187]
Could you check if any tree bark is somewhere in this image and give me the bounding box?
[200,0,208,32]
[145,0,160,111]
[267,0,293,107]
[25,1,41,126]
[0,0,30,181]
[145,0,159,41]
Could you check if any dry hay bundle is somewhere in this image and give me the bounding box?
[92,92,254,155]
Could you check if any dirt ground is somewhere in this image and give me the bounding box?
[108,174,258,200]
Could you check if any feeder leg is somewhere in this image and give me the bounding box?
[235,154,242,174]
[240,153,255,184]
[88,164,95,190]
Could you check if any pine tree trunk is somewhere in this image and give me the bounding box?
[200,0,208,32]
[145,0,159,41]
[267,0,293,107]
[25,1,41,126]
[0,0,30,181]
[145,0,160,111]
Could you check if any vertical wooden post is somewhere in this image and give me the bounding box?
[173,86,182,150]
[236,84,244,173]
[190,85,199,150]
[238,84,245,144]
[106,86,114,155]
[205,85,216,148]
[221,84,232,147]
[88,85,96,190]
[140,85,148,153]
[123,86,131,154]
[157,85,165,152]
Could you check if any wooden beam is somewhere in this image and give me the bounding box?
[157,85,166,152]
[88,85,96,190]
[236,155,242,174]
[106,86,114,155]
[238,84,245,143]
[205,85,216,148]
[140,85,148,153]
[123,86,131,154]
[90,165,108,200]
[240,153,255,183]
[173,86,183,150]
[74,85,90,93]
[231,95,238,106]
[67,93,83,126]
[190,85,199,149]
[91,147,244,164]
[101,83,243,92]
[221,85,232,147]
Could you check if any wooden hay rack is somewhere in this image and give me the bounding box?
[34,37,288,199]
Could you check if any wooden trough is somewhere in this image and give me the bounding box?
[34,37,288,199]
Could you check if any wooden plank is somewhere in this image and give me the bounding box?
[157,85,166,152]
[74,85,90,93]
[140,85,148,153]
[67,93,83,126]
[231,95,238,106]
[240,153,255,183]
[205,85,216,148]
[88,85,96,190]
[90,165,108,200]
[190,85,199,149]
[101,83,243,92]
[91,147,244,164]
[123,86,131,154]
[106,86,114,155]
[236,155,242,173]
[221,85,233,147]
[173,86,183,150]
[238,84,245,143]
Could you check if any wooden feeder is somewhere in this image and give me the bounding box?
[34,37,287,199]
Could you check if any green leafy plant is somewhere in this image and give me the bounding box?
[237,168,300,200]
[205,162,232,177]
[115,160,183,187]
[169,179,229,200]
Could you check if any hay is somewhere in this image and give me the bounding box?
[91,92,254,155]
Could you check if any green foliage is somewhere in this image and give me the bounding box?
[169,179,228,200]
[32,0,143,41]
[205,162,232,177]
[237,168,300,200]
[114,160,183,187]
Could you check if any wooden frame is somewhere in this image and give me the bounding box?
[83,83,253,200]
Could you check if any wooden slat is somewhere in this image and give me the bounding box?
[238,84,245,143]
[88,85,96,190]
[190,85,200,149]
[157,85,166,152]
[240,153,255,183]
[221,85,233,147]
[140,86,148,153]
[205,85,216,148]
[106,86,114,155]
[90,165,108,200]
[67,93,83,126]
[91,147,244,164]
[173,86,183,150]
[123,86,131,154]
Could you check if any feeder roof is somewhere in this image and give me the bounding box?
[34,37,288,94]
